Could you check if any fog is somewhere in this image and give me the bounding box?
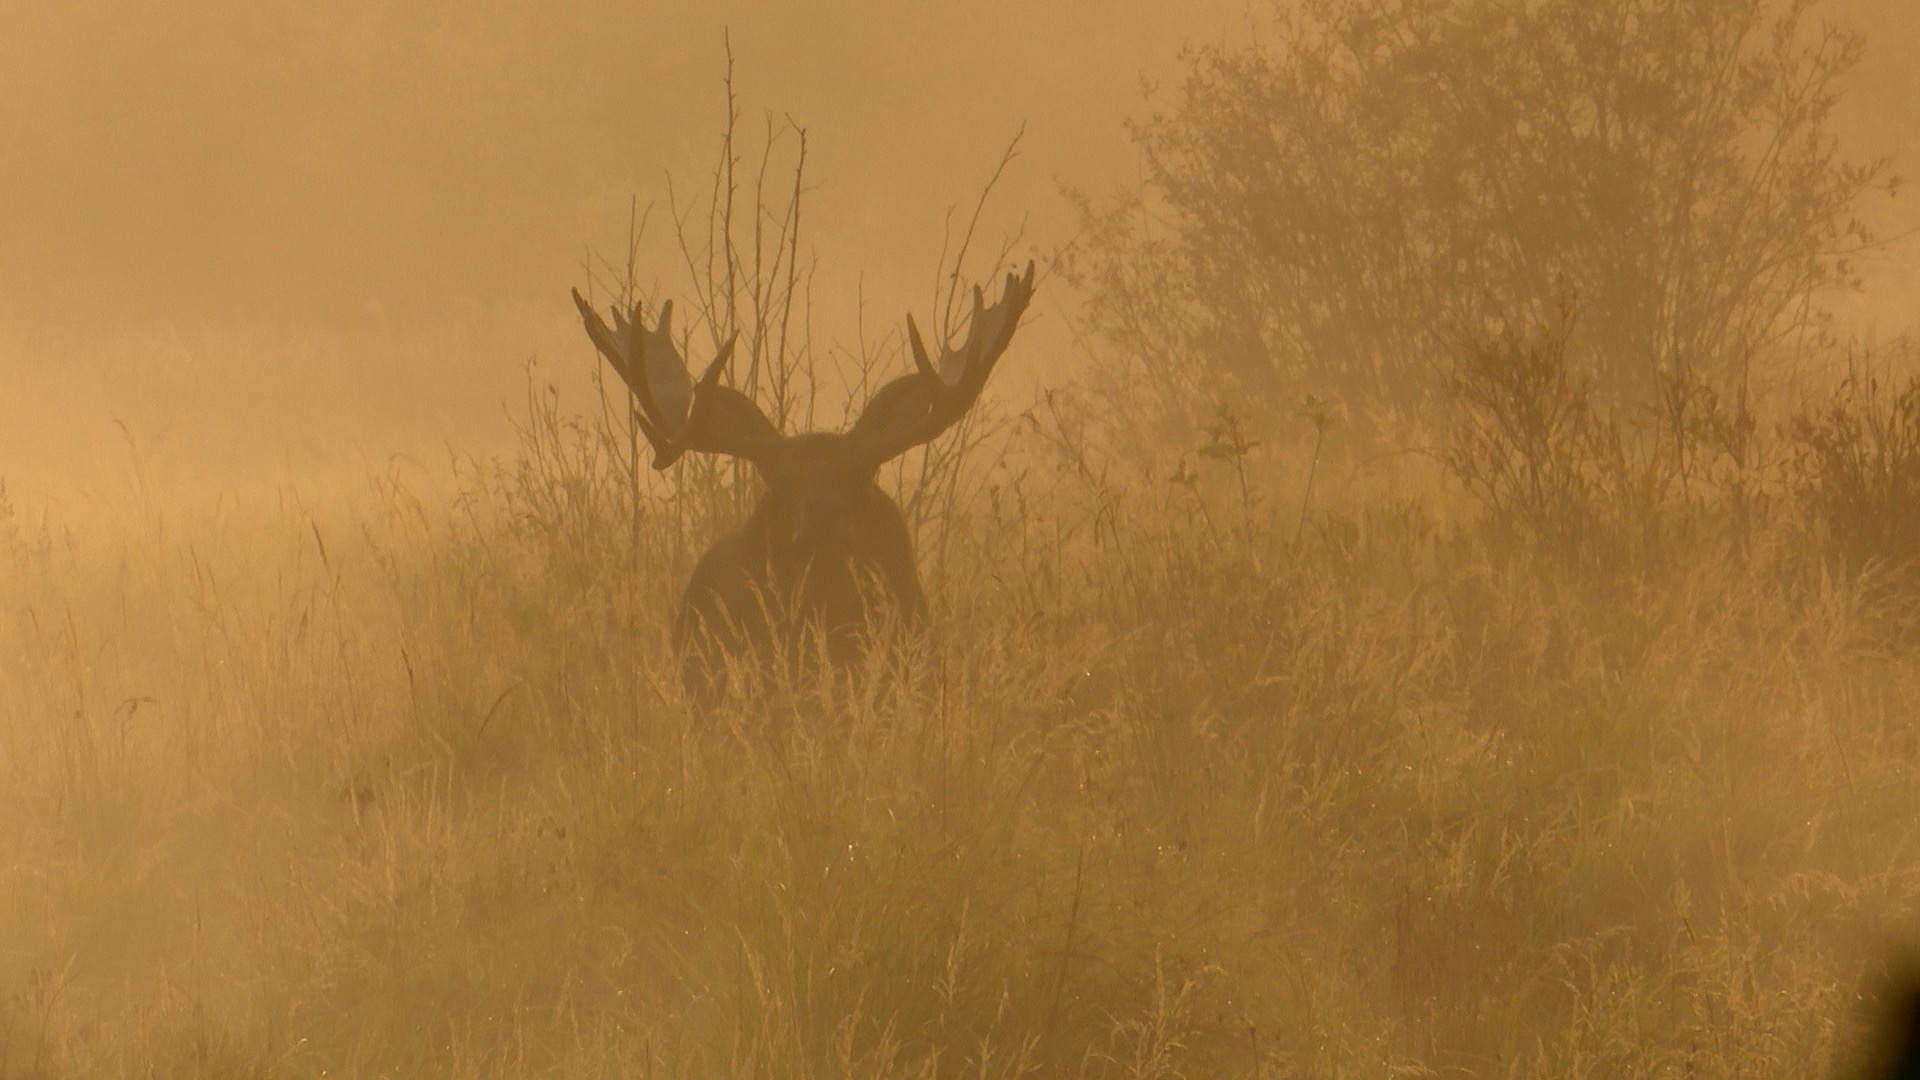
[2,0,1917,507]
[0,0,1267,506]
[10,5,1920,1075]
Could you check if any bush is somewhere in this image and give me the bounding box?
[1068,0,1888,442]
[1788,346,1920,581]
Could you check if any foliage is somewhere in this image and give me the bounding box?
[1442,310,1613,558]
[1068,0,1890,440]
[1438,299,1766,569]
[1788,344,1920,581]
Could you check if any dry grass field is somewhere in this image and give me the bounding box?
[5,1,1920,1075]
[4,331,1919,1078]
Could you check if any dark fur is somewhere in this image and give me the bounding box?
[572,262,1034,701]
[672,434,926,697]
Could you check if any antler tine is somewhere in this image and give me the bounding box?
[573,289,785,470]
[625,298,675,433]
[641,334,735,468]
[572,287,685,461]
[961,283,990,383]
[571,288,644,401]
[905,314,938,379]
[846,260,1036,467]
[694,332,733,389]
[648,332,794,470]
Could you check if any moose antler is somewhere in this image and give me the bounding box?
[568,260,1036,698]
[571,291,784,469]
[847,261,1037,467]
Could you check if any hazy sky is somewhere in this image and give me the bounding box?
[0,0,1262,504]
[0,0,1914,506]
[0,0,1258,323]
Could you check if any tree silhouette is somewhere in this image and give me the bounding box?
[1070,0,1893,440]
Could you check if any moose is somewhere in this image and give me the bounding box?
[572,262,1035,697]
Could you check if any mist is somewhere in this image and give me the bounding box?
[0,0,1257,505]
[3,0,1917,501]
[6,2,1920,1076]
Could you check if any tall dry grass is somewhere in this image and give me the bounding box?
[5,71,1918,1075]
[3,319,1920,1078]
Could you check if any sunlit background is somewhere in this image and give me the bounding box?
[8,4,1920,1076]
[3,0,1913,508]
[0,0,1265,506]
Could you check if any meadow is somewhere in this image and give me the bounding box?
[7,0,1920,1070]
[3,309,1919,1079]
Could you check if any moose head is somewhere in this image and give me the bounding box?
[572,262,1035,697]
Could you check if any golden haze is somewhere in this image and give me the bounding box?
[2,1,1920,1077]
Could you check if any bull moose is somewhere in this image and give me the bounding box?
[572,262,1035,697]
